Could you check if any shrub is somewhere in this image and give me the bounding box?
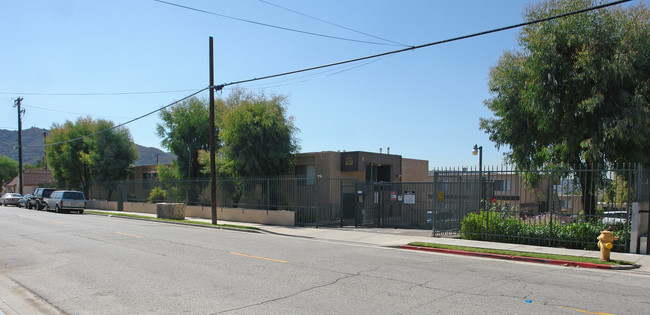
[460,210,627,251]
[148,187,167,203]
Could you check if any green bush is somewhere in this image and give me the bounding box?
[460,211,627,251]
[148,187,168,203]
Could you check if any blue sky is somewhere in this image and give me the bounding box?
[1,0,643,168]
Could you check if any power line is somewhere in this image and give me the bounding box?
[242,58,384,90]
[42,0,630,147]
[0,89,200,96]
[216,0,630,89]
[257,0,409,47]
[44,87,209,147]
[153,0,402,47]
[23,104,131,120]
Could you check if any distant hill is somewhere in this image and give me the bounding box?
[0,127,174,166]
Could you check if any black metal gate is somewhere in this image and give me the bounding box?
[340,182,434,229]
[430,171,480,236]
[339,182,358,226]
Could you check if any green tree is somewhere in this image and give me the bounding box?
[155,162,185,202]
[80,119,139,182]
[480,0,649,215]
[0,155,18,187]
[216,88,299,178]
[45,117,138,195]
[156,97,219,203]
[157,97,216,180]
[198,88,299,207]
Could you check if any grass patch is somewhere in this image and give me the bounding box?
[408,242,635,266]
[87,210,259,230]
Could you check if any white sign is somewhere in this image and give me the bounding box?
[404,191,415,204]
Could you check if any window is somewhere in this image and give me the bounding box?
[296,165,316,185]
[493,180,511,192]
[63,192,85,200]
[142,171,158,189]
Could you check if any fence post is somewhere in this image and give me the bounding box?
[266,178,270,211]
[316,176,320,227]
[625,163,634,252]
[294,177,298,213]
[432,172,438,237]
[485,170,490,241]
[548,170,554,247]
[339,179,343,227]
[117,180,125,211]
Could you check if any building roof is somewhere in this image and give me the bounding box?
[5,169,53,187]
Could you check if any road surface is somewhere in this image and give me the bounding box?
[1,206,649,314]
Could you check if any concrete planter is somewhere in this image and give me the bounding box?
[156,203,185,220]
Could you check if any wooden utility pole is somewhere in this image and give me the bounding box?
[209,37,217,225]
[14,97,25,195]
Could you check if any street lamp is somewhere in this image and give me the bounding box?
[472,144,483,210]
[472,144,482,172]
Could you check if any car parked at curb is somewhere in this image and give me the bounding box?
[45,190,86,214]
[18,194,32,208]
[601,210,627,225]
[29,188,56,210]
[1,193,22,206]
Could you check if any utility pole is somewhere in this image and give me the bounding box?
[209,36,217,225]
[43,132,48,169]
[14,97,25,195]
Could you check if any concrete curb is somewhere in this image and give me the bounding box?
[86,211,263,234]
[399,245,640,270]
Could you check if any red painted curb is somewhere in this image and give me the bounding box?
[400,245,616,269]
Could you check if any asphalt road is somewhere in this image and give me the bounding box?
[1,205,649,314]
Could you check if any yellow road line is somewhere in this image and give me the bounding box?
[116,232,142,238]
[229,252,288,263]
[50,221,66,225]
[15,215,25,218]
[559,306,614,315]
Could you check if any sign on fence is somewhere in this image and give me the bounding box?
[404,191,415,204]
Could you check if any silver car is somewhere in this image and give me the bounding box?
[45,190,86,214]
[2,193,22,206]
[601,211,627,225]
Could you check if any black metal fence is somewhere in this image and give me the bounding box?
[82,164,641,251]
[85,177,358,227]
[431,164,637,252]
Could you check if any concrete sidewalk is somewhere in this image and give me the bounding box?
[90,210,650,274]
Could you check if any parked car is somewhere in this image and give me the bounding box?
[29,188,56,210]
[601,211,627,225]
[1,193,22,206]
[18,194,32,208]
[45,190,86,214]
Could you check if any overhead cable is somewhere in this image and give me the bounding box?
[0,89,200,96]
[42,0,630,146]
[257,0,409,47]
[216,0,630,89]
[153,0,402,47]
[44,87,209,147]
[243,58,383,90]
[23,104,130,120]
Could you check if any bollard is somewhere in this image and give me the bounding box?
[597,230,619,261]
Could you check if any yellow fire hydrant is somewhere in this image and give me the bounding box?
[597,230,619,261]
